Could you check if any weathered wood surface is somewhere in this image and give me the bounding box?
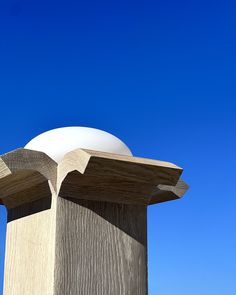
[58,148,182,184]
[0,147,188,295]
[54,198,147,295]
[4,194,57,295]
[58,149,184,205]
[0,149,57,208]
[0,148,186,206]
[150,179,189,205]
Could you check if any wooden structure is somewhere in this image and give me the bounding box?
[0,148,188,295]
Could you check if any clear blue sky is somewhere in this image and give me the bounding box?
[0,0,236,294]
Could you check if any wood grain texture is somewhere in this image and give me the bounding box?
[3,192,57,295]
[0,148,57,186]
[4,195,148,295]
[54,197,147,295]
[0,148,186,207]
[150,179,189,205]
[58,148,182,185]
[58,149,184,205]
[0,149,57,208]
[0,147,188,295]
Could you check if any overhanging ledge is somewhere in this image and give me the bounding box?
[0,148,188,208]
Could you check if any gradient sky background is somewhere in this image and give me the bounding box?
[0,0,236,294]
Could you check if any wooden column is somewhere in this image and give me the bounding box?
[0,148,188,295]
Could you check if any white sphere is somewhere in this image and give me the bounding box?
[25,127,132,163]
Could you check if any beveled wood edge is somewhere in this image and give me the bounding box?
[150,179,189,205]
[0,148,188,207]
[158,179,189,197]
[80,149,182,170]
[57,149,91,190]
[57,148,183,191]
[1,148,57,185]
[57,148,183,186]
[0,149,57,207]
[57,149,186,205]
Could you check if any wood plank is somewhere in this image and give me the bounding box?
[58,148,182,185]
[58,171,153,205]
[58,149,183,205]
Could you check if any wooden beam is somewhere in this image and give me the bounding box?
[58,148,183,205]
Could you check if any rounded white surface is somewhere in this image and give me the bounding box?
[25,127,132,163]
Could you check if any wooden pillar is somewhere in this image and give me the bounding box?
[0,148,188,295]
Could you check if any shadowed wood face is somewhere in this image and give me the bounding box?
[0,148,188,211]
[0,148,57,209]
[53,197,148,295]
[58,171,154,205]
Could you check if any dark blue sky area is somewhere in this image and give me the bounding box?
[0,0,236,294]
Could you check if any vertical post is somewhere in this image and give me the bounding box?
[4,196,57,295]
[0,148,188,295]
[54,198,147,294]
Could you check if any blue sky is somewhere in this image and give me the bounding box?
[0,0,236,294]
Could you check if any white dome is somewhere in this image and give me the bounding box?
[25,127,133,163]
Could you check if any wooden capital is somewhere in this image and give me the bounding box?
[0,148,188,295]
